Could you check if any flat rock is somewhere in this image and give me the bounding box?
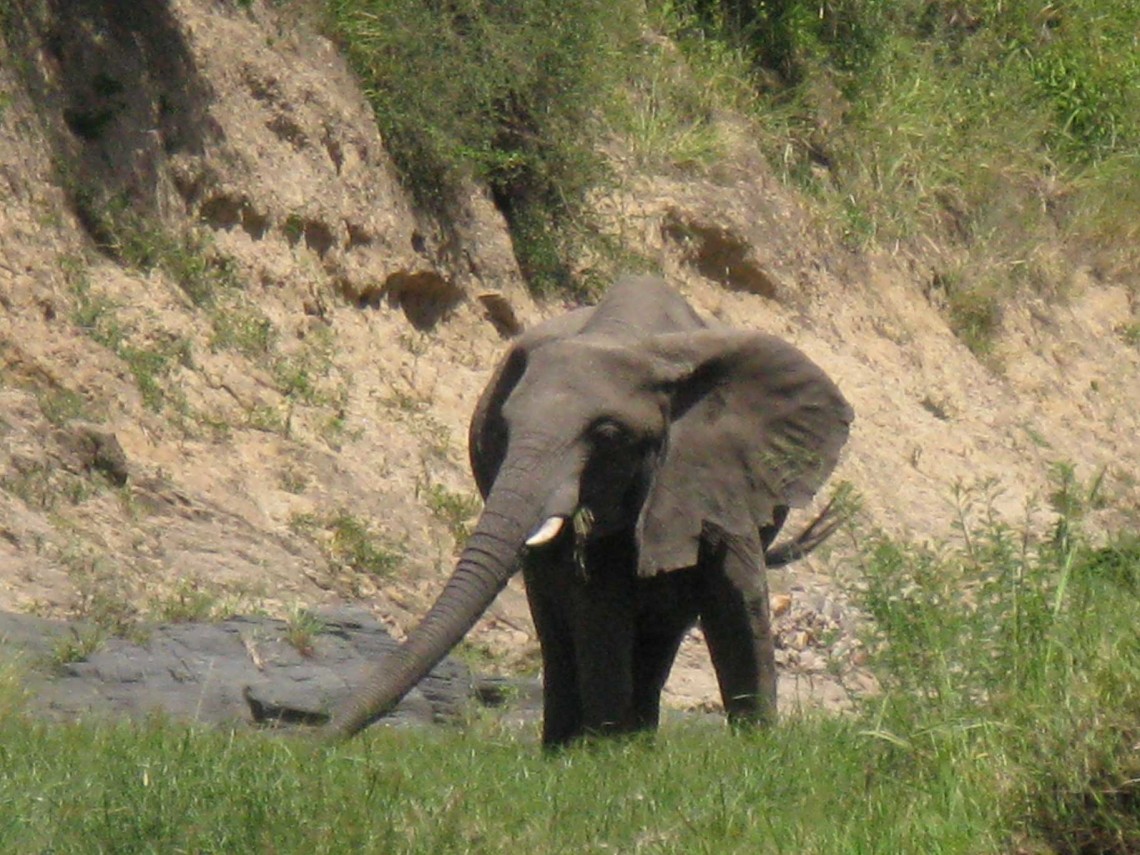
[0,606,530,731]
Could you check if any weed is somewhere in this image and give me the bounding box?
[327,511,403,578]
[62,547,139,639]
[283,604,325,657]
[855,469,1140,851]
[1116,321,1140,348]
[246,404,289,435]
[148,578,223,624]
[946,284,1003,357]
[422,482,481,544]
[327,0,639,295]
[1,461,100,511]
[68,267,193,413]
[50,625,106,665]
[273,329,336,406]
[287,512,321,536]
[36,386,91,427]
[279,467,308,494]
[70,276,126,352]
[74,190,240,306]
[210,305,276,357]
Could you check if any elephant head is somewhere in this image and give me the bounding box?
[327,275,852,738]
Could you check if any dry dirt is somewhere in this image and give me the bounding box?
[0,1,1137,719]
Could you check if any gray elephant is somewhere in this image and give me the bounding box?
[328,275,853,746]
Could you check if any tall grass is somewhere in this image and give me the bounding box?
[1,470,1136,852]
[857,471,1140,852]
[644,0,1140,356]
[658,0,1140,258]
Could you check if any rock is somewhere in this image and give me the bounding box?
[1,607,489,731]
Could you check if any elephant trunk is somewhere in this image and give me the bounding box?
[325,467,541,739]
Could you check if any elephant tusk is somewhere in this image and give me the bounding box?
[525,516,565,547]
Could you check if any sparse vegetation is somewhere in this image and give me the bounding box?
[279,466,308,494]
[148,578,228,625]
[35,386,91,427]
[66,260,194,414]
[73,189,241,306]
[1,460,102,511]
[1117,321,1140,348]
[422,482,481,544]
[49,624,106,666]
[327,510,404,578]
[210,302,277,358]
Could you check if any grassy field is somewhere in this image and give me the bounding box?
[2,475,1136,853]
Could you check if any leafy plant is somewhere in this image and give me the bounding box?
[148,578,225,624]
[855,470,1140,852]
[50,625,106,665]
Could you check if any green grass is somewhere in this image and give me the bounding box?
[326,510,405,578]
[423,482,482,543]
[320,0,1140,358]
[0,712,1014,854]
[2,469,1136,852]
[651,0,1140,350]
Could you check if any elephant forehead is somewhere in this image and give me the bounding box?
[521,341,657,394]
[504,341,664,420]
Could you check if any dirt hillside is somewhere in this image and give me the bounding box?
[1,1,1137,715]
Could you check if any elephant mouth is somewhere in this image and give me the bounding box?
[526,507,599,578]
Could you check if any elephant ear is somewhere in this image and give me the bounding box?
[636,329,853,576]
[468,306,595,498]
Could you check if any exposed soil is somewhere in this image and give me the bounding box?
[0,0,1136,725]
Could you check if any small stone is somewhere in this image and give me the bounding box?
[771,593,792,617]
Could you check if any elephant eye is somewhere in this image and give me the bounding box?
[590,418,631,445]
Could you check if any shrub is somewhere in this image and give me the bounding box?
[325,0,639,294]
[856,472,1140,851]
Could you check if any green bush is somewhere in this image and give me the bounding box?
[658,0,1140,258]
[856,472,1140,851]
[325,0,639,294]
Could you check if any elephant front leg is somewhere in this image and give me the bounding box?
[568,571,638,739]
[525,543,638,746]
[698,531,778,727]
[524,566,584,747]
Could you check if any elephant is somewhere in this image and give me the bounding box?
[327,274,853,746]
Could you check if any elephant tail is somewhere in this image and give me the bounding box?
[764,497,846,568]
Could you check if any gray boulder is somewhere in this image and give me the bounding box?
[0,606,521,731]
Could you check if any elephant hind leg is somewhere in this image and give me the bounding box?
[698,533,777,727]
